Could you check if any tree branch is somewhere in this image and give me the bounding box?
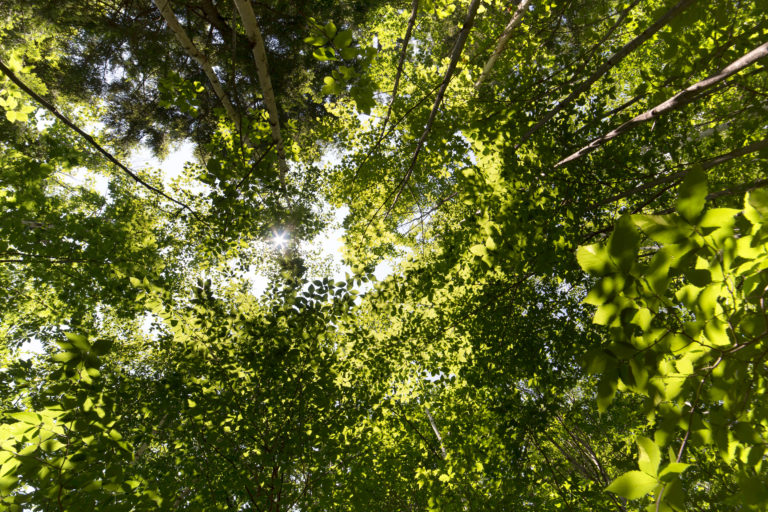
[383,0,482,218]
[600,137,768,205]
[516,0,697,149]
[153,0,244,134]
[424,407,447,459]
[377,0,419,144]
[0,57,199,220]
[555,40,768,168]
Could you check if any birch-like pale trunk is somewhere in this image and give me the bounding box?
[232,0,289,189]
[474,0,531,89]
[425,408,447,459]
[555,41,768,168]
[153,0,242,134]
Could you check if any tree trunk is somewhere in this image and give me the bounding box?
[516,0,698,149]
[232,0,290,190]
[474,0,531,89]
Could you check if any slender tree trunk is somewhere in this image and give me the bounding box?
[379,0,419,140]
[232,0,290,190]
[384,0,482,218]
[474,0,531,89]
[199,0,230,36]
[153,0,242,133]
[555,41,768,168]
[424,408,447,459]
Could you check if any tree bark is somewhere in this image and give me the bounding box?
[378,0,419,140]
[384,0,482,218]
[425,408,447,459]
[153,0,242,133]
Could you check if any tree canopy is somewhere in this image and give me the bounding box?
[1,0,768,510]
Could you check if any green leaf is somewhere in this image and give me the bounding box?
[576,243,612,276]
[313,47,337,61]
[658,462,690,481]
[469,244,488,258]
[91,338,114,355]
[0,474,18,491]
[632,215,690,244]
[745,189,768,225]
[333,29,353,48]
[40,439,66,452]
[608,215,640,271]
[676,167,707,223]
[321,76,342,95]
[684,268,710,287]
[605,471,658,500]
[303,34,328,47]
[52,351,78,363]
[597,369,618,413]
[637,437,660,476]
[739,475,768,505]
[65,332,91,351]
[698,208,738,229]
[8,411,42,425]
[350,84,376,114]
[341,47,358,60]
[323,22,337,39]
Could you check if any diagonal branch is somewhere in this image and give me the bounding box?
[568,0,642,87]
[232,0,290,190]
[378,0,419,145]
[554,41,768,168]
[153,0,243,134]
[474,0,531,89]
[383,0,482,219]
[424,407,447,459]
[0,57,199,219]
[515,0,698,149]
[600,137,768,205]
